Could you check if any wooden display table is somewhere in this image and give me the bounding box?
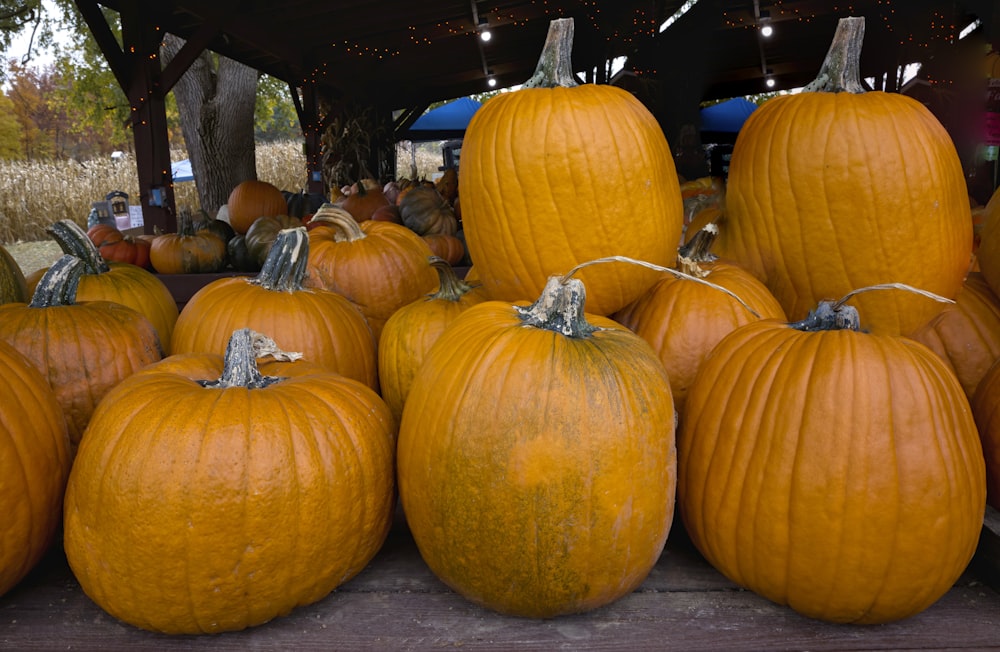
[2,509,1000,651]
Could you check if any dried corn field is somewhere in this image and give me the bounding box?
[0,140,447,246]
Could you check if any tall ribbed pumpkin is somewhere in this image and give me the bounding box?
[716,17,971,335]
[678,300,985,624]
[398,276,676,618]
[459,18,683,316]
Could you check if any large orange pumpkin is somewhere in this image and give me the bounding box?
[64,328,396,634]
[678,299,985,624]
[0,255,163,448]
[459,18,683,316]
[0,340,71,597]
[226,179,289,235]
[398,276,676,618]
[171,227,378,391]
[715,17,972,335]
[305,204,437,339]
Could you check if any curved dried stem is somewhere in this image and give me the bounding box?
[560,255,761,319]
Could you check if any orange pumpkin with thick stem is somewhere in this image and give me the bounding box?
[678,298,985,624]
[172,227,378,391]
[398,275,676,618]
[715,17,971,335]
[0,339,71,598]
[0,255,163,449]
[458,18,683,316]
[226,179,289,235]
[63,328,396,634]
[306,204,437,340]
[39,220,179,352]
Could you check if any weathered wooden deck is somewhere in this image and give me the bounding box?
[3,507,1000,651]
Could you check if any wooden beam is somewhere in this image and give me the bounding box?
[118,2,176,234]
[72,0,127,89]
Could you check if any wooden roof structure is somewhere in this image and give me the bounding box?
[72,0,998,233]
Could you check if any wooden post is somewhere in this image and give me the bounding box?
[74,0,177,234]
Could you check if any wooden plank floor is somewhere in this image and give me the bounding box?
[3,509,1000,652]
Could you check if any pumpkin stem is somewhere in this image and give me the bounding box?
[523,18,579,89]
[199,328,298,390]
[252,227,309,292]
[515,276,597,338]
[789,301,861,332]
[791,283,955,332]
[428,255,477,301]
[562,255,761,319]
[309,203,365,242]
[676,223,719,278]
[29,254,84,308]
[47,219,111,274]
[803,16,866,94]
[832,283,955,311]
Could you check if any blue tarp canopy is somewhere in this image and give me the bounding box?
[171,158,194,183]
[403,97,482,141]
[700,97,758,133]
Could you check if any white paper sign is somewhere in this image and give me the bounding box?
[128,205,144,228]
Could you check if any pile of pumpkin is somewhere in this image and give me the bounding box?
[71,164,467,279]
[2,14,1000,637]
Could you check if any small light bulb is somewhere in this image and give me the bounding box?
[480,29,492,42]
[765,77,776,88]
[488,77,497,87]
[761,24,773,37]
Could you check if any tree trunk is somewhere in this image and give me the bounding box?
[160,33,259,216]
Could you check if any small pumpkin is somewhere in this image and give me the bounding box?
[399,186,458,236]
[150,209,228,274]
[226,234,260,272]
[678,298,985,624]
[192,210,237,246]
[305,204,437,339]
[422,232,466,265]
[63,328,396,634]
[398,275,676,618]
[0,255,163,448]
[378,256,487,422]
[0,339,71,598]
[172,227,378,391]
[0,243,28,304]
[226,179,289,235]
[435,167,458,204]
[86,224,153,270]
[340,179,391,223]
